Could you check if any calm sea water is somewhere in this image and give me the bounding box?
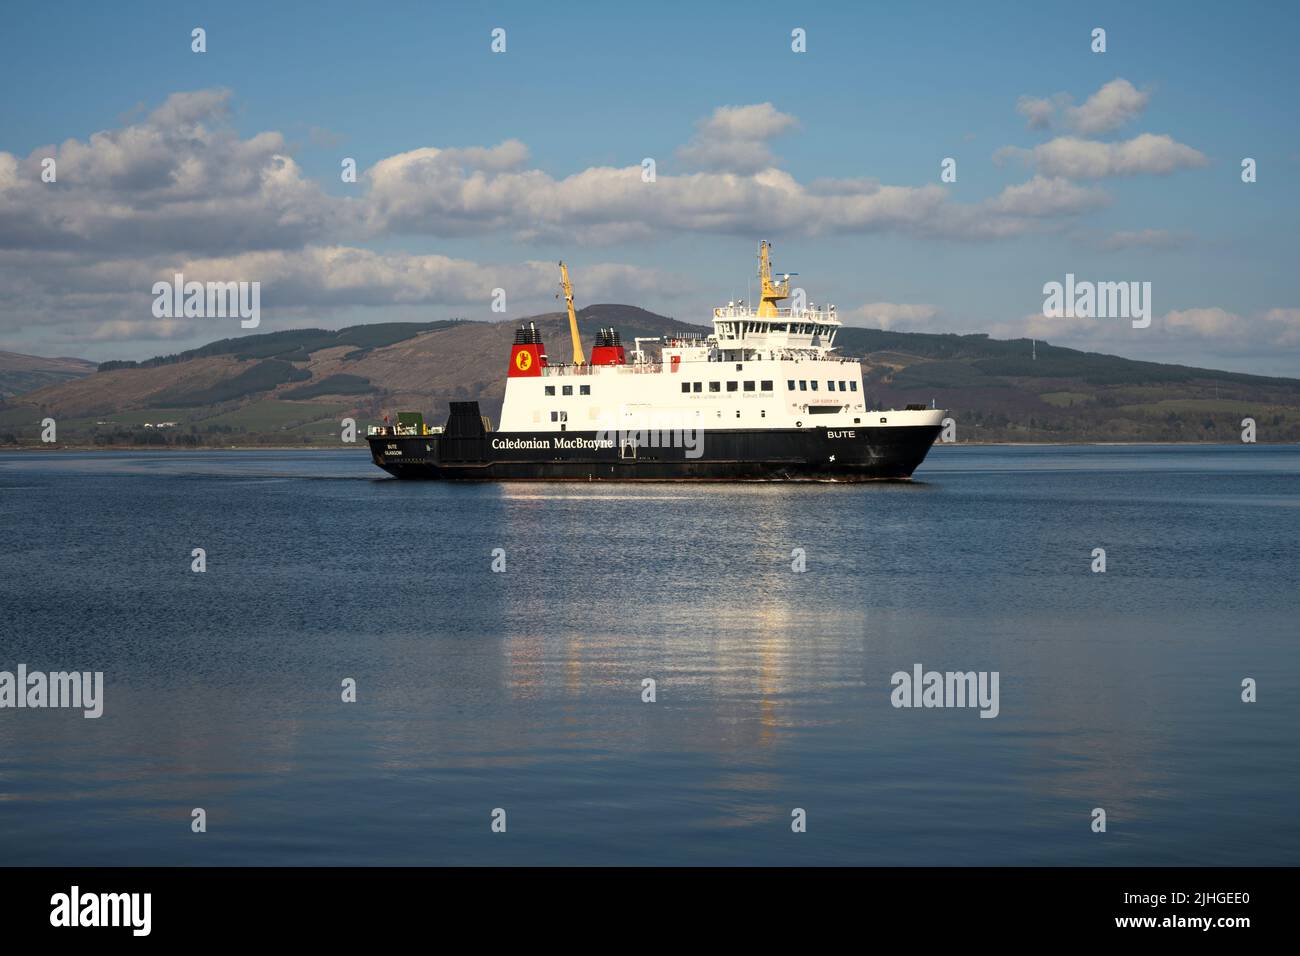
[1,445,1297,866]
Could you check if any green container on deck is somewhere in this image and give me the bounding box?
[397,412,424,431]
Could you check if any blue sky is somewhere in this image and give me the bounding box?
[2,1,1298,373]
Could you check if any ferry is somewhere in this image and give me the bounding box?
[367,243,947,480]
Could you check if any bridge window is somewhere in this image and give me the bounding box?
[709,382,720,392]
[693,382,702,393]
[799,381,807,391]
[761,381,773,391]
[838,382,846,392]
[743,381,755,392]
[562,385,573,396]
[726,381,738,392]
[580,384,590,395]
[810,381,819,391]
[850,381,858,392]
[544,386,555,396]
[787,380,795,390]
[681,382,690,393]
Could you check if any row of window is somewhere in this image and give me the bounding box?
[548,408,877,424]
[681,380,773,394]
[717,322,830,336]
[792,379,857,393]
[679,379,859,394]
[543,379,859,398]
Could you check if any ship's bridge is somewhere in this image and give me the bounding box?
[710,303,841,357]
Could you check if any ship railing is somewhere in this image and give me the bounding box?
[713,352,861,364]
[782,354,861,364]
[536,353,860,377]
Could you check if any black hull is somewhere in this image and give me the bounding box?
[368,424,942,482]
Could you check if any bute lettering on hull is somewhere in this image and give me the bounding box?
[366,243,948,482]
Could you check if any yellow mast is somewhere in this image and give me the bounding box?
[559,261,584,365]
[757,239,790,318]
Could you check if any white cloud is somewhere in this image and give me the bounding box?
[983,176,1110,218]
[845,302,940,330]
[0,89,1205,359]
[169,246,670,310]
[1097,229,1191,251]
[0,243,675,351]
[362,158,1109,244]
[86,318,190,342]
[676,103,799,173]
[1163,307,1300,346]
[1,89,1119,264]
[1016,95,1060,130]
[986,305,1300,371]
[1261,308,1300,346]
[1013,79,1150,135]
[1164,307,1241,336]
[0,88,342,256]
[1065,79,1151,135]
[997,133,1207,179]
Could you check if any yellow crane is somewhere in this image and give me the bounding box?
[559,261,584,365]
[757,239,791,317]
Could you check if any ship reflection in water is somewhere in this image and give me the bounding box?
[0,446,1297,865]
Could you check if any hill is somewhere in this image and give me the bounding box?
[0,351,96,400]
[2,307,1299,445]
